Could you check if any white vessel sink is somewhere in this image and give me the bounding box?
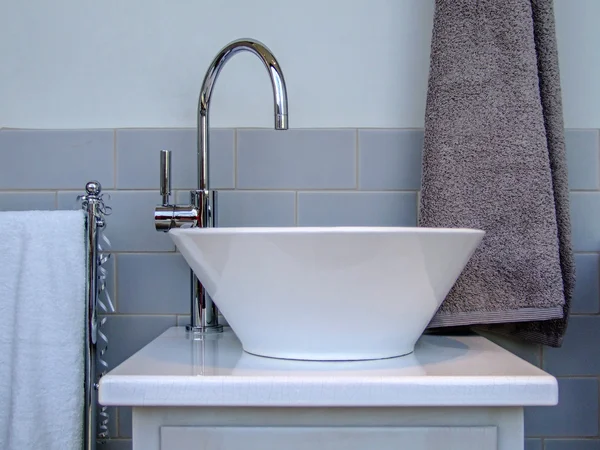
[169,227,484,361]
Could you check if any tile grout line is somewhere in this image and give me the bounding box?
[355,128,359,190]
[113,129,117,189]
[596,128,600,192]
[294,191,298,225]
[98,313,180,318]
[100,249,178,254]
[554,374,600,379]
[2,187,427,193]
[272,189,421,194]
[234,128,238,190]
[115,407,120,439]
[596,248,600,314]
[416,190,421,224]
[113,253,119,313]
[529,435,600,439]
[1,188,160,192]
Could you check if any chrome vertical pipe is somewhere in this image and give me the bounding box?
[187,38,289,332]
[187,189,222,333]
[159,150,172,206]
[187,111,219,333]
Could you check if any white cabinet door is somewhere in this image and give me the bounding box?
[160,426,497,450]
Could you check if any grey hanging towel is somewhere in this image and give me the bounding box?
[421,0,574,347]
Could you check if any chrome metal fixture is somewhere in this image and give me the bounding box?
[154,38,289,333]
[80,180,113,450]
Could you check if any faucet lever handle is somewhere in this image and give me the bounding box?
[160,150,172,205]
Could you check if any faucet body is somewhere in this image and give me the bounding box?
[154,38,289,333]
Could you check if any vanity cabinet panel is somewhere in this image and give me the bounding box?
[160,425,498,450]
[132,406,523,450]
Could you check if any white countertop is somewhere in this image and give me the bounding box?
[99,327,557,408]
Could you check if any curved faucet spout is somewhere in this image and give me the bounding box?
[199,39,289,130]
[197,38,289,193]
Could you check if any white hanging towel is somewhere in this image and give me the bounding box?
[0,210,85,450]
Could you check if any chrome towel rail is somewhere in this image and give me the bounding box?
[79,181,112,450]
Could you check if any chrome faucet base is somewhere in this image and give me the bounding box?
[185,324,224,334]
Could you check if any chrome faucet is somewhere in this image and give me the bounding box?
[154,38,289,333]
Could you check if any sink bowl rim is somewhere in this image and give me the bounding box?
[169,226,485,236]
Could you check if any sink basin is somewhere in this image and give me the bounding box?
[169,227,484,361]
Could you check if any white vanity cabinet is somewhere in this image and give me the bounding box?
[158,424,499,449]
[99,328,557,450]
[137,408,514,450]
[159,425,498,449]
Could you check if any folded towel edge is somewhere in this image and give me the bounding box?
[428,306,564,329]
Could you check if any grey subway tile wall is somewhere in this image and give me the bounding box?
[58,190,176,252]
[565,130,600,190]
[99,315,177,370]
[237,129,357,189]
[544,316,600,375]
[525,439,543,450]
[297,191,418,227]
[0,130,114,189]
[118,407,132,439]
[176,315,190,327]
[572,254,600,313]
[0,192,56,210]
[545,440,600,450]
[215,190,296,227]
[525,378,599,437]
[478,332,541,366]
[0,127,599,448]
[116,129,235,190]
[116,253,190,314]
[358,129,424,190]
[100,254,117,314]
[98,440,132,450]
[570,192,600,252]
